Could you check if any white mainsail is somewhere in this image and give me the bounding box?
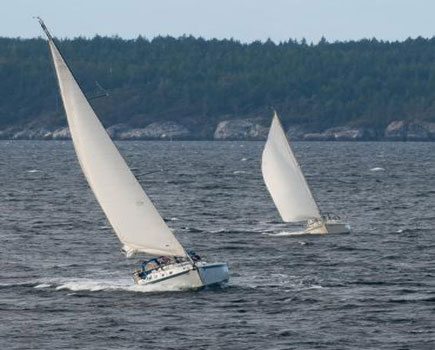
[40,20,186,257]
[262,112,321,222]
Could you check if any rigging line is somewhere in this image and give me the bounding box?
[135,169,164,178]
[89,81,110,100]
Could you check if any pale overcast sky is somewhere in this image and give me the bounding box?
[2,0,435,43]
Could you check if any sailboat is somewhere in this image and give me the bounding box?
[38,18,229,289]
[262,112,351,234]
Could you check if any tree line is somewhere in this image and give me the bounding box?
[2,35,435,133]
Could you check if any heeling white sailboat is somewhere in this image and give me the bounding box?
[262,112,351,234]
[38,19,228,289]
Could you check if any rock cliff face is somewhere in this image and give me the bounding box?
[10,128,52,140]
[106,124,130,138]
[286,126,308,141]
[213,119,269,140]
[303,127,377,141]
[3,118,435,141]
[384,121,408,140]
[117,121,191,140]
[51,127,71,140]
[384,120,435,141]
[0,121,190,141]
[214,119,377,141]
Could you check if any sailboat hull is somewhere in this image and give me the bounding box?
[304,220,351,234]
[135,268,203,289]
[134,262,229,290]
[197,262,229,287]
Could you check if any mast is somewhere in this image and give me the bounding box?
[36,17,53,41]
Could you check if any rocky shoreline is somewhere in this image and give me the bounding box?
[2,119,435,141]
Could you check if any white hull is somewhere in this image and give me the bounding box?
[134,261,229,290]
[304,219,351,234]
[197,262,230,286]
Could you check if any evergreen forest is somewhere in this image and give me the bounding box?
[2,35,435,135]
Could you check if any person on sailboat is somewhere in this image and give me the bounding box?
[157,256,171,265]
[187,250,202,262]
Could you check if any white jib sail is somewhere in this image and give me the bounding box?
[43,23,186,257]
[262,112,320,222]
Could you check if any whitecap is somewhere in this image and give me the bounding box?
[264,231,307,236]
[27,169,43,173]
[284,285,324,292]
[370,167,385,171]
[43,277,193,293]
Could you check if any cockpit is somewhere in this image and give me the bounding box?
[307,213,341,225]
[137,250,202,278]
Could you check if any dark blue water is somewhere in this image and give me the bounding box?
[1,141,435,349]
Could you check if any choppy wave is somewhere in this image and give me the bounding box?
[4,141,435,349]
[230,273,324,291]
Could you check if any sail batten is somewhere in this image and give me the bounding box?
[43,25,186,257]
[262,113,320,222]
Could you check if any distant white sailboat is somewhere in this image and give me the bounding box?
[38,18,229,289]
[262,112,351,234]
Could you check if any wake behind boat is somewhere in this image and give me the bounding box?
[262,112,350,234]
[38,19,229,289]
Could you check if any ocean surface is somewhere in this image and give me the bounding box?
[1,140,435,349]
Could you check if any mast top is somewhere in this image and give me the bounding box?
[35,17,53,41]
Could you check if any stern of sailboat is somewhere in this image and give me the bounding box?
[197,262,229,286]
[304,213,351,234]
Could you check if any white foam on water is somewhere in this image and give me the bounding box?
[0,281,32,287]
[370,167,385,171]
[264,231,307,236]
[34,277,193,293]
[283,285,324,293]
[27,169,43,173]
[233,170,249,174]
[298,284,324,290]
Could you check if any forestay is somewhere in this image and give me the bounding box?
[262,113,320,222]
[42,21,186,257]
